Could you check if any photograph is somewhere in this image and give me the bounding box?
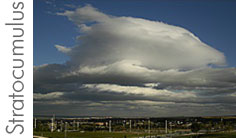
[33,0,236,138]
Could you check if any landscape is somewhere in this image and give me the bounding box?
[34,0,236,137]
[33,115,236,138]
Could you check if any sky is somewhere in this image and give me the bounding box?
[34,0,236,117]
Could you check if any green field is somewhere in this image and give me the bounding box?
[34,131,155,138]
[177,132,236,138]
[34,131,236,138]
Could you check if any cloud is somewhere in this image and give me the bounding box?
[144,83,160,88]
[34,92,64,100]
[57,4,226,70]
[82,83,196,99]
[34,5,236,116]
[57,4,110,24]
[55,45,71,53]
[34,63,236,89]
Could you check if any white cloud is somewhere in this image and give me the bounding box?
[144,83,160,88]
[55,44,71,53]
[57,4,110,24]
[57,4,226,70]
[34,92,64,100]
[82,83,197,100]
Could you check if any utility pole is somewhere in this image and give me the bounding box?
[148,119,151,134]
[60,120,63,132]
[165,120,168,134]
[109,120,112,132]
[73,120,76,130]
[64,122,68,138]
[51,115,55,132]
[34,118,37,129]
[77,121,80,130]
[129,120,132,132]
[123,120,126,129]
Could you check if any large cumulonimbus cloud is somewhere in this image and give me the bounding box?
[34,5,236,116]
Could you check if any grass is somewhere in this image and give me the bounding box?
[176,131,236,138]
[34,131,236,138]
[34,131,153,138]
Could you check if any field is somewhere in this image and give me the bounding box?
[177,132,236,138]
[34,131,154,138]
[34,131,236,138]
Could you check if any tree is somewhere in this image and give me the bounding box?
[191,123,201,133]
